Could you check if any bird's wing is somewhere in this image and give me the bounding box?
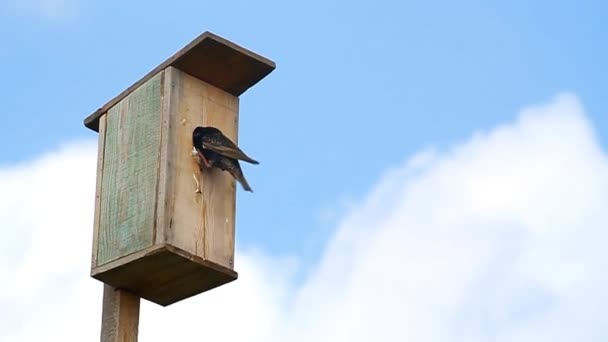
[202,135,259,164]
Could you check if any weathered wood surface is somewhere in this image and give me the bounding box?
[101,285,140,342]
[92,114,107,269]
[97,72,162,266]
[84,31,275,132]
[92,244,237,306]
[91,67,239,306]
[157,66,238,270]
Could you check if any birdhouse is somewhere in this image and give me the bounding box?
[84,32,275,306]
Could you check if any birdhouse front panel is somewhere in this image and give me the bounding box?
[156,67,238,271]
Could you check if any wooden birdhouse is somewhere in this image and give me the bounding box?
[84,32,275,306]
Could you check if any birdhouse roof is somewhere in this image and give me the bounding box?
[83,31,275,132]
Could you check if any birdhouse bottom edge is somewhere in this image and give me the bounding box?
[90,243,238,306]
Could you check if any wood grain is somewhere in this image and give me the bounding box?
[92,114,107,268]
[155,67,174,246]
[198,85,238,269]
[101,285,140,342]
[158,67,238,270]
[97,72,162,265]
[84,31,275,132]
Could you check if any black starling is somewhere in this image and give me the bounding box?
[192,126,258,192]
[192,126,259,165]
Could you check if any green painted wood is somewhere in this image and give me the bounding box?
[97,72,163,266]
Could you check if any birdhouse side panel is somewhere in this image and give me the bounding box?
[157,67,237,270]
[96,72,163,266]
[91,114,108,269]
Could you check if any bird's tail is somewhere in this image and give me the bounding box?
[230,165,253,192]
[236,172,253,192]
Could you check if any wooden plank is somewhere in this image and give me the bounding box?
[97,72,163,265]
[101,285,140,342]
[172,36,273,97]
[198,85,239,269]
[155,67,175,246]
[92,244,238,306]
[159,67,238,269]
[91,114,107,268]
[84,31,275,132]
[146,245,237,305]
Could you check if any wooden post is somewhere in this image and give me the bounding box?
[101,286,140,342]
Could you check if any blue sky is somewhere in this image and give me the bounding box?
[2,0,606,263]
[1,1,608,340]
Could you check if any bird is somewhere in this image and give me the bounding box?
[192,126,258,192]
[192,126,259,165]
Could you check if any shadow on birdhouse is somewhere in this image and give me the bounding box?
[84,32,275,306]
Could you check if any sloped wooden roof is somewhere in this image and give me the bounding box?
[84,31,275,132]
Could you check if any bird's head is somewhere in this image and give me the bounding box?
[193,126,222,147]
[193,126,204,143]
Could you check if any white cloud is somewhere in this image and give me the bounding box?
[1,93,607,341]
[276,93,608,342]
